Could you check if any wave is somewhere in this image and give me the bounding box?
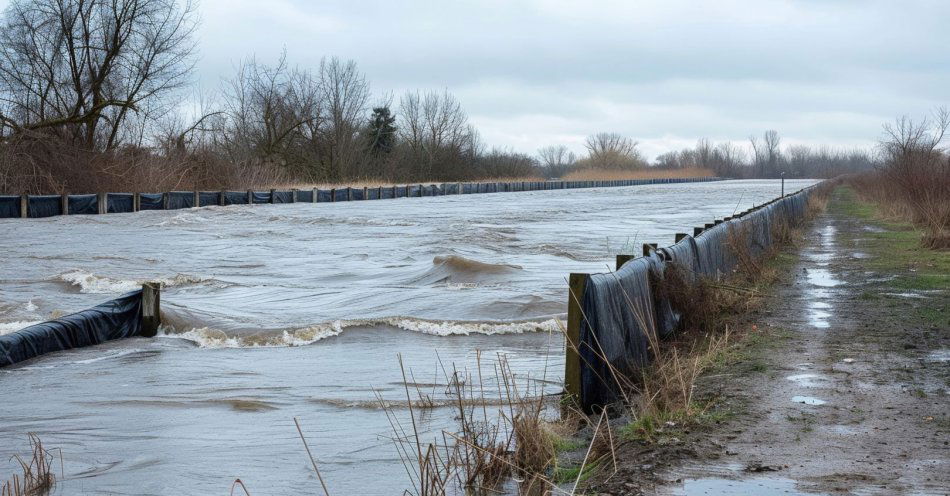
[159,316,562,348]
[408,255,523,285]
[56,270,212,294]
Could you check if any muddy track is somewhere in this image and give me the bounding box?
[588,190,949,495]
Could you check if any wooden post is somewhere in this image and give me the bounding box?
[312,188,318,203]
[565,273,587,406]
[330,188,336,202]
[98,193,106,214]
[705,222,715,229]
[61,194,69,215]
[193,190,199,208]
[457,182,462,195]
[219,190,226,206]
[134,192,141,212]
[163,192,169,210]
[347,187,353,201]
[363,187,368,200]
[642,243,652,256]
[675,232,688,243]
[291,189,297,203]
[616,254,635,270]
[269,188,276,203]
[694,227,704,236]
[141,282,161,338]
[247,190,253,204]
[20,194,27,218]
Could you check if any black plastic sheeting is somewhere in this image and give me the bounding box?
[367,188,380,200]
[166,191,195,210]
[333,188,350,202]
[0,195,18,217]
[224,191,249,205]
[252,191,271,204]
[351,188,365,201]
[28,195,62,218]
[139,193,164,210]
[575,186,816,410]
[107,193,134,213]
[272,191,294,204]
[297,190,314,203]
[199,192,220,207]
[0,290,143,367]
[395,186,408,198]
[68,194,98,215]
[317,189,332,202]
[380,187,395,199]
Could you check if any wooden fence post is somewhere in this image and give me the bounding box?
[565,273,588,406]
[694,227,704,237]
[20,194,27,218]
[247,190,253,204]
[291,189,297,203]
[312,188,318,203]
[98,193,106,214]
[193,190,199,208]
[61,194,69,215]
[141,282,161,338]
[616,254,635,270]
[269,188,276,203]
[330,188,336,202]
[675,232,688,243]
[219,190,226,206]
[134,192,141,212]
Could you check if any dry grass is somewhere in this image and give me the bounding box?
[848,170,949,249]
[1,434,58,496]
[560,167,715,181]
[275,175,546,191]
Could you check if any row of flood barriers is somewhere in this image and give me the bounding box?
[0,177,722,219]
[564,185,819,412]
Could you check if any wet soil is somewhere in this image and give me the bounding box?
[585,190,949,495]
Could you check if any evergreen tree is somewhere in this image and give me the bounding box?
[366,106,397,155]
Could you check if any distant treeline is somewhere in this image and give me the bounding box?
[0,0,876,194]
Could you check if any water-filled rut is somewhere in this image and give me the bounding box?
[0,180,816,494]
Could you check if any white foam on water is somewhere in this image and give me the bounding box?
[24,300,38,312]
[159,317,563,348]
[57,270,210,294]
[0,320,43,335]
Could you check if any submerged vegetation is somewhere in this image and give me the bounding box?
[1,434,58,496]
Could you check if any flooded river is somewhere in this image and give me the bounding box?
[0,179,816,494]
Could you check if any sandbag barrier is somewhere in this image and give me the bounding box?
[0,177,723,219]
[565,186,817,411]
[0,284,162,367]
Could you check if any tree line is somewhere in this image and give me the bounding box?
[0,0,877,194]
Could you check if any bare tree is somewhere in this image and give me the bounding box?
[581,132,645,170]
[0,0,198,150]
[537,144,576,177]
[398,89,476,179]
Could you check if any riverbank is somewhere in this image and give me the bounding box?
[575,185,948,495]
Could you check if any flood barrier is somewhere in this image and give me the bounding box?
[0,284,161,367]
[565,185,817,411]
[0,177,723,219]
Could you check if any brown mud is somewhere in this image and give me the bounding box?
[584,188,949,495]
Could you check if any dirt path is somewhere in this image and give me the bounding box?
[586,188,949,495]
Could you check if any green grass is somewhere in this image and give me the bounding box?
[832,186,949,293]
[553,460,600,484]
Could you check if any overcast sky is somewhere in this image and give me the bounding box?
[8,0,950,160]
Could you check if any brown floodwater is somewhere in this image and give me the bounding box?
[0,179,817,494]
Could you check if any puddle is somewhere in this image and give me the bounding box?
[927,349,950,362]
[842,358,855,363]
[792,395,827,405]
[807,310,831,329]
[786,374,829,387]
[884,292,929,299]
[676,476,822,495]
[804,268,842,287]
[850,252,871,259]
[794,362,813,370]
[862,225,885,233]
